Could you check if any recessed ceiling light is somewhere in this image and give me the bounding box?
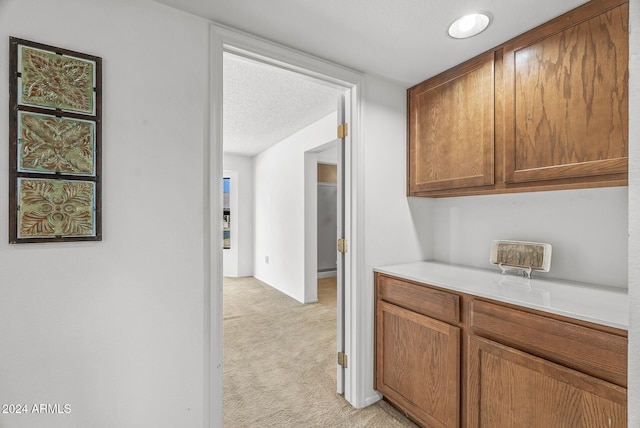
[448,13,491,39]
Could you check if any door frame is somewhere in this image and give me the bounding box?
[205,23,366,427]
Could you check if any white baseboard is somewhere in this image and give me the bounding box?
[362,391,383,408]
[317,270,337,278]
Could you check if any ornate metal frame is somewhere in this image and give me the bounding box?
[9,37,102,243]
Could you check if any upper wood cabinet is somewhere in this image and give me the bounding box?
[407,0,629,197]
[408,52,495,193]
[503,0,629,184]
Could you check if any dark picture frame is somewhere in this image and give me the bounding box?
[9,37,102,243]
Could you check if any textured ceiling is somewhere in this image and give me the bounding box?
[156,0,591,157]
[223,54,341,156]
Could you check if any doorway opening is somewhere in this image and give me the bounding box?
[220,50,350,423]
[207,24,364,426]
[317,151,339,280]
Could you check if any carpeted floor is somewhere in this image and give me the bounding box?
[223,276,417,427]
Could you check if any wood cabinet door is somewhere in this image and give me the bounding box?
[376,300,460,428]
[408,52,495,193]
[467,336,627,428]
[503,0,628,184]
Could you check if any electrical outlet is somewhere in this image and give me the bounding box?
[265,256,269,264]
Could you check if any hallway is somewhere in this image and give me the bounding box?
[223,276,417,427]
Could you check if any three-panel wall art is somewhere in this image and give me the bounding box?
[8,37,102,243]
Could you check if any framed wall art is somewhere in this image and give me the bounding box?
[9,37,102,243]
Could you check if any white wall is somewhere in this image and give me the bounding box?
[431,187,628,287]
[360,75,434,403]
[223,154,254,277]
[628,0,639,423]
[317,145,338,164]
[253,113,337,303]
[0,1,209,427]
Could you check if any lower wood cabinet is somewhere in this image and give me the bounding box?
[374,273,628,428]
[467,336,627,428]
[376,300,460,428]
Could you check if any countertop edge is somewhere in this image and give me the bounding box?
[374,261,629,331]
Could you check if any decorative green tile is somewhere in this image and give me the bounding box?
[18,179,96,238]
[21,46,94,113]
[19,112,95,175]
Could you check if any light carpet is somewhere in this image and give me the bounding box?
[223,276,417,427]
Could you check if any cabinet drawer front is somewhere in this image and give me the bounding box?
[377,274,460,323]
[471,299,627,387]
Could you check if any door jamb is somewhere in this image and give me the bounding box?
[205,22,367,428]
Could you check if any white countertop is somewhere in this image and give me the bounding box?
[374,261,629,330]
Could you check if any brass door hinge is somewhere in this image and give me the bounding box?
[337,238,348,253]
[338,352,348,368]
[337,123,348,139]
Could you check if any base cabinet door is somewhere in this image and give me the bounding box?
[467,336,627,428]
[376,300,460,428]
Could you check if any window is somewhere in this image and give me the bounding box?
[223,178,230,249]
